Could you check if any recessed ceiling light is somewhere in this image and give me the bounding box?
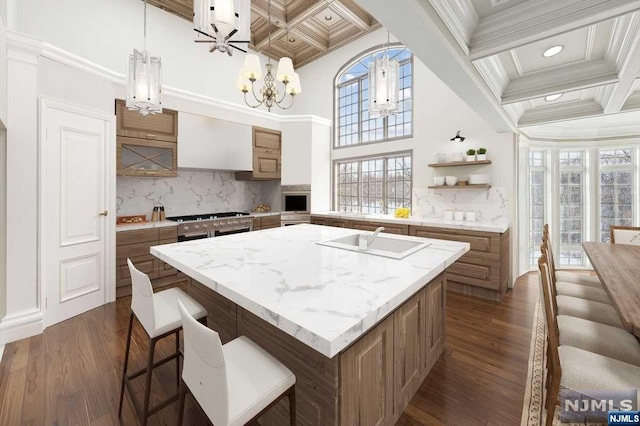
[324,14,333,21]
[545,93,563,102]
[542,45,564,58]
[288,37,296,43]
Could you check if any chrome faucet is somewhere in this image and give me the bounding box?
[359,227,385,250]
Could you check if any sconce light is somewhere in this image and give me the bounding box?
[450,131,466,143]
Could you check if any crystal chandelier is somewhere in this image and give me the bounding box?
[369,32,399,118]
[126,0,162,115]
[193,0,250,55]
[236,0,301,111]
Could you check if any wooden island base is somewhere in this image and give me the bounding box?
[187,273,446,426]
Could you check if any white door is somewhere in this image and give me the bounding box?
[41,99,115,327]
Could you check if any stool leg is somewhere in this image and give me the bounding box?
[288,386,296,426]
[177,379,187,426]
[175,329,180,391]
[141,337,157,426]
[118,311,135,417]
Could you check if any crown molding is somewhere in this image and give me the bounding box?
[428,0,478,55]
[0,32,327,126]
[522,121,640,141]
[470,0,640,60]
[472,55,509,101]
[501,60,619,105]
[518,99,604,127]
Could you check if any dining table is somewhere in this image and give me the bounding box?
[583,242,640,338]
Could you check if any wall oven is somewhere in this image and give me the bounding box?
[281,185,311,226]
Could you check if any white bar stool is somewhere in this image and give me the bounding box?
[118,259,207,426]
[177,300,297,426]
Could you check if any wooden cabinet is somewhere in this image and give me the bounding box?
[424,273,446,371]
[188,279,237,345]
[311,217,329,226]
[236,127,282,181]
[349,220,409,235]
[116,99,178,142]
[410,225,509,301]
[340,316,394,426]
[253,214,281,231]
[115,100,179,177]
[115,226,186,298]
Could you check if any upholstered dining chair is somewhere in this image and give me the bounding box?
[177,300,297,426]
[118,259,207,426]
[538,254,640,426]
[610,225,640,245]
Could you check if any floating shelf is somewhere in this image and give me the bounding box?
[428,184,492,190]
[428,160,492,168]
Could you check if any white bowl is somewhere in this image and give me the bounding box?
[445,176,458,186]
[433,176,445,186]
[469,174,490,185]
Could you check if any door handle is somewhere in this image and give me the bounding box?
[99,211,109,217]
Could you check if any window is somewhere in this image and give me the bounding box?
[336,153,412,214]
[599,149,634,242]
[529,151,546,266]
[336,47,413,147]
[558,151,585,266]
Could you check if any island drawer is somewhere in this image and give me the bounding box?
[409,226,500,258]
[116,228,158,246]
[349,220,409,235]
[158,227,177,240]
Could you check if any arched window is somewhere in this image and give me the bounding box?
[335,45,413,147]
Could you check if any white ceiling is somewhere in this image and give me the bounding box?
[419,0,640,139]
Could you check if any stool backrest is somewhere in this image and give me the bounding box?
[178,300,229,426]
[127,258,155,335]
[540,236,558,287]
[610,226,640,245]
[540,242,559,312]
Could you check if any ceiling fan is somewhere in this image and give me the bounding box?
[193,0,250,55]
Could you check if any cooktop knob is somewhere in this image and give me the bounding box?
[203,224,208,229]
[184,225,189,231]
[195,225,200,230]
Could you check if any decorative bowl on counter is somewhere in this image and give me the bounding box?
[433,176,445,186]
[253,204,271,212]
[117,214,147,224]
[445,176,458,186]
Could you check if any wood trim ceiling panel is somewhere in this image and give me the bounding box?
[143,0,380,67]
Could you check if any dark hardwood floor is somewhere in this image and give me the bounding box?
[0,273,538,425]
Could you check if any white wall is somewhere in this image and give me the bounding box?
[0,13,7,127]
[0,128,6,320]
[15,0,269,108]
[292,28,518,281]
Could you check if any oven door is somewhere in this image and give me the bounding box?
[214,226,252,237]
[178,232,210,242]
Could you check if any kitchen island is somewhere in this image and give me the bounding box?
[151,224,468,425]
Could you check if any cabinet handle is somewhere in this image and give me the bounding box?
[99,211,109,216]
[146,134,157,138]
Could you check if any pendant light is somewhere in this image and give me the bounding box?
[193,0,251,55]
[126,0,162,115]
[369,31,399,118]
[237,0,301,111]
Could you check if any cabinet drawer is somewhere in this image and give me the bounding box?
[158,227,177,240]
[261,215,281,228]
[116,228,158,246]
[253,127,282,152]
[311,217,329,226]
[330,219,349,228]
[116,256,158,286]
[447,257,501,290]
[253,150,281,177]
[409,226,499,258]
[157,238,178,277]
[116,99,178,142]
[349,220,409,235]
[116,241,155,260]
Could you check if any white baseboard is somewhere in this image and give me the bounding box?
[0,309,44,345]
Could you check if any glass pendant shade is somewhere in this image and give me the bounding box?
[242,54,263,80]
[369,53,399,118]
[286,72,302,95]
[212,0,235,36]
[127,49,162,115]
[276,57,295,83]
[236,69,251,92]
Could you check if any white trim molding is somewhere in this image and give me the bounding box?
[428,0,479,55]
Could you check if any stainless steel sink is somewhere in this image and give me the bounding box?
[317,234,430,259]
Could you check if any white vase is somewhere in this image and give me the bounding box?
[477,154,487,161]
[466,155,476,162]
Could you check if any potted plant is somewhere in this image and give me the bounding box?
[477,148,487,161]
[466,149,476,162]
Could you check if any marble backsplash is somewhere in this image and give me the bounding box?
[412,187,509,221]
[117,170,263,218]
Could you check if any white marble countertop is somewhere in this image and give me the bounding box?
[116,220,178,232]
[249,211,281,217]
[311,212,509,233]
[151,224,468,358]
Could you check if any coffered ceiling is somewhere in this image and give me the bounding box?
[146,0,381,67]
[424,0,640,138]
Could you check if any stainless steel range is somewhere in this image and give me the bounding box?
[167,212,253,242]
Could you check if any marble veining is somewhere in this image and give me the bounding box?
[116,170,263,218]
[151,224,468,358]
[413,186,509,222]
